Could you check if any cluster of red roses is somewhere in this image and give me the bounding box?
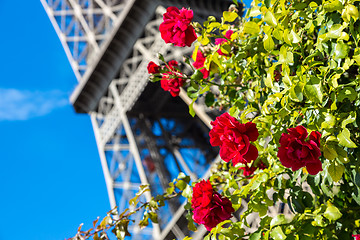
[209,113,323,176]
[191,180,234,231]
[147,60,185,97]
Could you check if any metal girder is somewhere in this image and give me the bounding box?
[41,0,134,80]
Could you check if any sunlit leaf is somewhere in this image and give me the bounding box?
[327,160,345,182]
[324,202,342,220]
[338,128,357,148]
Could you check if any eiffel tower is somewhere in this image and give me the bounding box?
[41,0,236,239]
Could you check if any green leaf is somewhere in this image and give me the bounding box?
[270,215,286,228]
[327,24,343,39]
[323,144,338,160]
[324,0,344,12]
[191,70,203,81]
[273,28,283,41]
[341,111,356,128]
[338,128,357,148]
[205,92,215,107]
[314,215,327,227]
[336,145,349,163]
[148,212,158,223]
[248,6,261,17]
[175,180,187,191]
[324,202,342,221]
[354,48,360,65]
[264,34,275,52]
[223,11,238,22]
[327,160,345,182]
[338,87,357,102]
[244,21,260,36]
[289,84,303,102]
[304,77,323,103]
[283,29,292,45]
[182,185,192,198]
[139,214,149,228]
[264,11,277,27]
[189,99,196,117]
[270,226,286,240]
[249,231,262,240]
[321,112,336,129]
[265,67,275,88]
[290,29,301,43]
[334,41,349,60]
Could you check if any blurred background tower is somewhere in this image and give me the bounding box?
[41,0,235,239]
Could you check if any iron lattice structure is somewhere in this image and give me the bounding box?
[42,0,292,239]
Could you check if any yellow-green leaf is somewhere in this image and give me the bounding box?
[327,24,343,39]
[328,161,345,182]
[304,77,323,103]
[223,11,238,22]
[244,21,260,36]
[334,41,349,60]
[264,34,275,52]
[324,0,344,12]
[264,11,277,27]
[290,29,301,43]
[323,144,338,160]
[324,202,342,220]
[338,128,357,148]
[270,226,286,240]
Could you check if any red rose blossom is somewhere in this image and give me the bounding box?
[192,180,234,231]
[160,60,185,97]
[191,180,213,209]
[215,30,234,55]
[147,61,160,74]
[240,161,267,177]
[353,234,360,240]
[192,51,209,79]
[159,7,197,47]
[277,126,322,175]
[209,113,259,166]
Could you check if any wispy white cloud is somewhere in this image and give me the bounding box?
[0,88,69,121]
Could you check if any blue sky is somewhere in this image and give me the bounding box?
[0,1,252,240]
[0,1,109,240]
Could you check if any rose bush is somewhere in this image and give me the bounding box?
[148,0,360,238]
[72,0,360,239]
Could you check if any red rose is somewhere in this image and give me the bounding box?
[277,126,322,175]
[192,51,209,79]
[240,161,267,177]
[192,180,234,231]
[159,7,197,47]
[191,180,213,209]
[209,113,259,166]
[215,30,233,55]
[160,60,185,97]
[353,234,360,240]
[147,61,160,74]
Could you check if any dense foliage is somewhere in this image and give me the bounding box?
[71,0,360,239]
